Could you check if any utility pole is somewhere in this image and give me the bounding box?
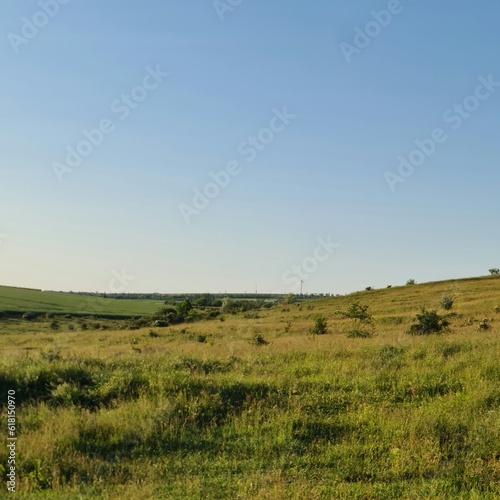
[300,280,304,295]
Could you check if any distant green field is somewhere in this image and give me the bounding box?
[0,286,161,318]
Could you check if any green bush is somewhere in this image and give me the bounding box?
[310,315,328,335]
[177,299,193,316]
[406,279,416,286]
[407,308,449,335]
[150,306,184,326]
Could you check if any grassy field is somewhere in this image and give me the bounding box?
[1,276,499,498]
[0,286,161,318]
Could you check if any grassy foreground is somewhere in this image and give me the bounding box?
[1,276,499,499]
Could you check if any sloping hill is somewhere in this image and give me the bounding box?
[313,274,500,319]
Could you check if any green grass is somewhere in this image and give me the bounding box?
[1,275,499,498]
[0,286,160,318]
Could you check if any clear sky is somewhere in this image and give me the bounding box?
[1,0,499,294]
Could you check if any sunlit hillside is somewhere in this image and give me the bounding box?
[0,275,499,498]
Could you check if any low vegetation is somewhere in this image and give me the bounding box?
[0,275,499,498]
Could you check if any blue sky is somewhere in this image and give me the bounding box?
[1,0,499,294]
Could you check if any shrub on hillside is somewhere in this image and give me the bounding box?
[440,296,454,311]
[489,268,500,275]
[407,308,448,335]
[310,315,328,335]
[250,333,269,345]
[406,279,416,286]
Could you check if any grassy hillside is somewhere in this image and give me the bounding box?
[0,275,499,498]
[0,286,160,318]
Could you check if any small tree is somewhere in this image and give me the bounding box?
[310,315,328,335]
[440,296,454,311]
[336,302,374,338]
[489,268,500,275]
[406,279,416,286]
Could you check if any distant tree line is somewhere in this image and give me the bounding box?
[64,292,334,301]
